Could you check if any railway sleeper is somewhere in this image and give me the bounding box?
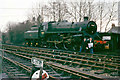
[88,61,96,65]
[66,62,73,67]
[4,46,119,66]
[91,66,117,75]
[48,66,83,79]
[105,64,119,69]
[3,46,119,78]
[3,62,29,78]
[32,55,119,73]
[55,59,66,64]
[5,49,119,73]
[48,63,103,80]
[94,70,105,74]
[50,73,62,77]
[82,67,92,71]
[78,54,118,63]
[70,63,80,68]
[44,65,71,79]
[61,55,118,69]
[110,72,119,76]
[14,73,27,76]
[95,63,105,67]
[48,71,56,74]
[91,66,105,70]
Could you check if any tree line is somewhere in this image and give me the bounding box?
[2,20,32,44]
[29,0,117,32]
[2,0,117,44]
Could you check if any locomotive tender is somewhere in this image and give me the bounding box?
[24,17,98,50]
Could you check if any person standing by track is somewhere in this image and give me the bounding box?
[79,38,88,53]
[88,37,94,54]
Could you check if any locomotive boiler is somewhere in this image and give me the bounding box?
[24,17,97,50]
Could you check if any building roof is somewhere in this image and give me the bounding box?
[108,26,120,34]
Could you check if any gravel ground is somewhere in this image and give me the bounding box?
[0,46,8,79]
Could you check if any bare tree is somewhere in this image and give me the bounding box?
[99,2,104,32]
[65,0,95,22]
[28,0,69,22]
[68,2,78,22]
[27,2,44,25]
[104,2,117,32]
[90,1,117,32]
[45,0,68,21]
[28,0,117,32]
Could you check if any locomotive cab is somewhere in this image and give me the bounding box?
[38,22,49,37]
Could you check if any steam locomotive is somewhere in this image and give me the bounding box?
[24,17,99,51]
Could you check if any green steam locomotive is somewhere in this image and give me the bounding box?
[24,17,97,51]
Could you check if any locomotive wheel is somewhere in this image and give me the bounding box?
[41,42,47,48]
[54,43,58,49]
[30,41,35,47]
[72,45,78,51]
[47,43,51,48]
[55,43,60,49]
[35,41,39,47]
[32,41,35,47]
[25,40,28,47]
[49,43,55,48]
[63,43,68,50]
[64,43,73,50]
[56,43,65,49]
[28,41,31,47]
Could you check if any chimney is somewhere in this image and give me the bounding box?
[112,23,115,28]
[84,17,88,21]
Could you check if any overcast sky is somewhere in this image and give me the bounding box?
[0,0,119,32]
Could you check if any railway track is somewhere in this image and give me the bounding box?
[1,44,120,79]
